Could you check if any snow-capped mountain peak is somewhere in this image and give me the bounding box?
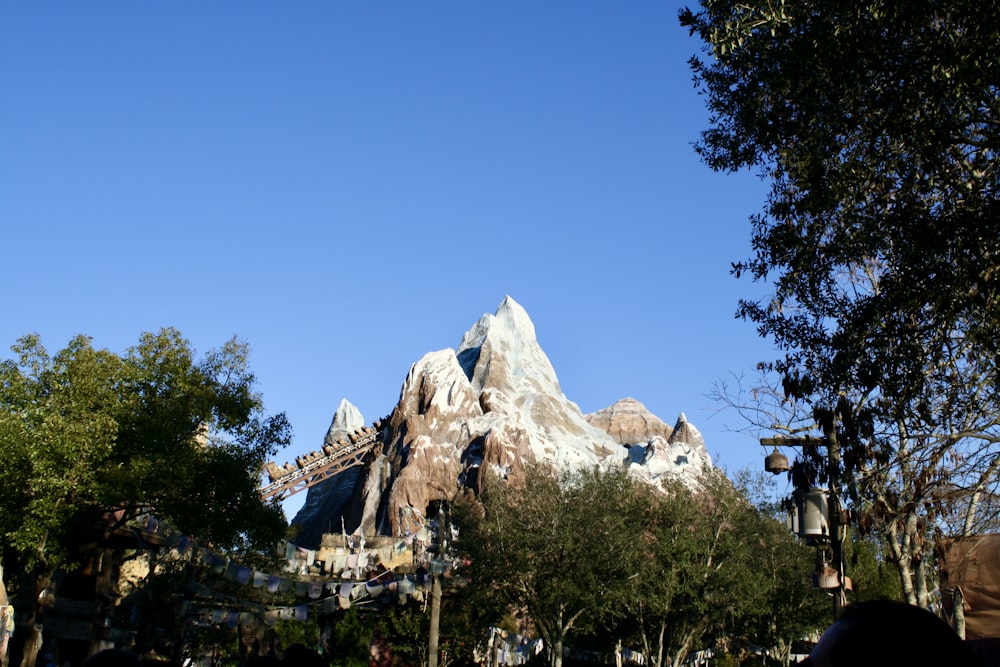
[290,298,711,546]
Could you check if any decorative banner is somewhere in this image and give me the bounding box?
[123,512,460,623]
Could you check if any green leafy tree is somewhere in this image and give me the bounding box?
[328,609,372,667]
[681,0,1000,606]
[739,514,826,667]
[843,532,902,604]
[457,463,825,667]
[379,602,430,666]
[730,471,829,666]
[618,475,708,667]
[0,330,290,666]
[621,469,824,667]
[455,465,641,667]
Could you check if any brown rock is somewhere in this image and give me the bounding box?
[585,398,673,445]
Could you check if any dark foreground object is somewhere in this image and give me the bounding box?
[803,600,984,667]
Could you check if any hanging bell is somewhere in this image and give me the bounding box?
[813,564,840,590]
[764,447,791,474]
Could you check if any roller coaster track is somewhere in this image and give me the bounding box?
[259,424,384,502]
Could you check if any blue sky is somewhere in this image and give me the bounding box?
[1,2,786,516]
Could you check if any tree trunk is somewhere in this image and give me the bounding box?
[550,637,562,667]
[637,621,651,667]
[887,521,918,606]
[9,567,55,667]
[655,622,666,667]
[896,556,918,606]
[90,550,115,658]
[18,627,41,667]
[543,609,564,667]
[667,627,698,667]
[954,587,967,639]
[915,552,930,609]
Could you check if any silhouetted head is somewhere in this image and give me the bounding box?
[82,649,141,667]
[804,600,982,667]
[281,644,327,667]
[245,655,282,667]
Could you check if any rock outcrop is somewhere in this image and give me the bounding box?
[323,399,364,447]
[585,397,674,445]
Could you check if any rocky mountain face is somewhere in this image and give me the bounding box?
[585,397,675,445]
[290,297,711,548]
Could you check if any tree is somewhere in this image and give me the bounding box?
[726,470,830,666]
[620,471,736,667]
[681,0,1000,606]
[328,608,373,667]
[739,509,826,667]
[454,465,642,667]
[456,464,822,667]
[0,330,290,666]
[621,469,825,667]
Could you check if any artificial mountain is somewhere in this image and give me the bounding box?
[290,296,711,548]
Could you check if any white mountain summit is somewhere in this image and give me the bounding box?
[290,296,711,547]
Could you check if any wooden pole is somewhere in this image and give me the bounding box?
[428,504,447,667]
[821,414,847,620]
[428,575,442,667]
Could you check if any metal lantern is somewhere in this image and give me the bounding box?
[764,447,791,474]
[799,487,830,541]
[785,502,800,535]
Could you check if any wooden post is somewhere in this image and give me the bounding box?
[821,414,847,620]
[90,550,115,657]
[428,504,448,667]
[428,575,442,667]
[762,419,849,622]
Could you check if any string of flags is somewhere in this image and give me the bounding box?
[123,513,460,626]
[482,628,547,667]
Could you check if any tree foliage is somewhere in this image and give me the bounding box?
[0,329,289,565]
[622,469,825,667]
[455,465,824,667]
[681,0,1000,605]
[0,330,290,665]
[455,465,640,667]
[328,609,373,667]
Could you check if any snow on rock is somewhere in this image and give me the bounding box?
[586,400,711,487]
[457,296,620,467]
[291,399,370,546]
[323,399,365,446]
